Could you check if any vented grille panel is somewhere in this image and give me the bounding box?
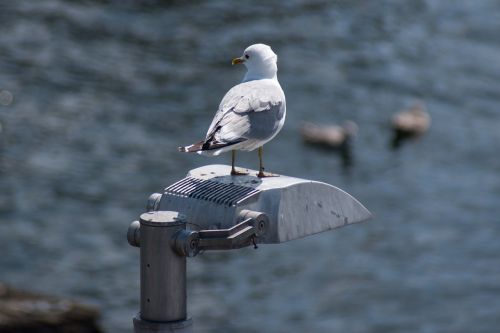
[164,177,260,206]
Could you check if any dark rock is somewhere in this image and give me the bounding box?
[0,283,102,333]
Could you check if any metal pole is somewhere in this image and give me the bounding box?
[130,211,193,333]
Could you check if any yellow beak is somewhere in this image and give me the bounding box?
[232,57,245,65]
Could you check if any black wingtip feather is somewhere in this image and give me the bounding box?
[178,141,205,153]
[179,138,247,153]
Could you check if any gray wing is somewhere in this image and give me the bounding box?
[205,80,286,145]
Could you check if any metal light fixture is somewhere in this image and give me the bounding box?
[128,164,371,333]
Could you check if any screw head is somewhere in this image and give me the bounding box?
[259,220,265,230]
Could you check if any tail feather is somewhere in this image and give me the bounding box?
[178,141,205,153]
[178,138,246,153]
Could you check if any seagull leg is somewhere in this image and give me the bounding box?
[230,150,248,176]
[257,146,277,177]
[258,146,265,177]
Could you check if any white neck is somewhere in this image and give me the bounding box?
[243,72,277,82]
[242,59,278,82]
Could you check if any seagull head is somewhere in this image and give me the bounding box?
[232,44,278,81]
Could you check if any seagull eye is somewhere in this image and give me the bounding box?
[245,54,249,59]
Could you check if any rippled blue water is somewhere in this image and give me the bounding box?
[1,1,500,332]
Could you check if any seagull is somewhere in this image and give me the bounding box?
[178,44,286,177]
[391,101,431,149]
[300,121,358,169]
[300,121,358,150]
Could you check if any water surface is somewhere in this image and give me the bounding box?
[1,1,500,332]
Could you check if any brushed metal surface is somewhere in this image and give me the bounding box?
[139,212,187,322]
[133,315,192,333]
[157,164,371,243]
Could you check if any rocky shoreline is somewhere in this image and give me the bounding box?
[0,283,102,333]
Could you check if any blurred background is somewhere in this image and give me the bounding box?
[1,0,500,332]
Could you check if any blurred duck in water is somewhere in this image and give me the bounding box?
[300,120,358,169]
[391,102,431,149]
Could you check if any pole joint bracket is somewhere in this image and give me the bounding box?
[173,210,268,257]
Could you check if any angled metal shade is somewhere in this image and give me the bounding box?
[154,164,371,244]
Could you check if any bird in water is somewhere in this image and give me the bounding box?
[179,44,286,177]
[300,121,358,169]
[390,102,430,149]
